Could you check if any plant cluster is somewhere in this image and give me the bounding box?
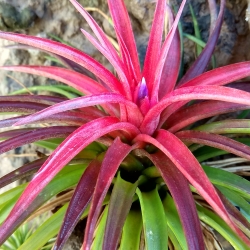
[0,0,250,249]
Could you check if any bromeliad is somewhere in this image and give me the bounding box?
[0,0,250,249]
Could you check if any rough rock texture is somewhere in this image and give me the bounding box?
[0,0,249,248]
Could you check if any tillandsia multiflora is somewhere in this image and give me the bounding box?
[0,0,250,249]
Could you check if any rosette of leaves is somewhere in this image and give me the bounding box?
[0,0,250,249]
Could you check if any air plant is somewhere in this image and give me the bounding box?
[0,0,250,249]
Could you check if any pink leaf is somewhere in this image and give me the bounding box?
[166,101,248,133]
[0,117,140,243]
[143,0,166,94]
[150,0,187,104]
[0,66,107,95]
[0,32,125,95]
[15,93,143,127]
[158,5,181,99]
[107,0,141,80]
[81,29,132,99]
[69,0,120,63]
[142,85,250,134]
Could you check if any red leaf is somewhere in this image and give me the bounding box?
[81,29,132,99]
[176,130,250,161]
[140,150,204,249]
[1,66,107,95]
[166,101,248,133]
[178,0,225,85]
[133,130,250,245]
[142,85,250,134]
[143,0,166,94]
[150,0,187,104]
[158,5,181,99]
[107,0,141,80]
[54,158,102,250]
[15,93,143,127]
[180,62,250,89]
[83,138,137,250]
[0,32,125,95]
[69,0,120,63]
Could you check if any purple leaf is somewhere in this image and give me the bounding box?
[178,0,225,85]
[176,130,250,161]
[83,137,137,250]
[0,157,47,189]
[133,130,250,245]
[54,158,102,250]
[139,150,204,249]
[0,126,77,154]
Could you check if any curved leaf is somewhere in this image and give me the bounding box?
[0,126,77,154]
[0,117,139,244]
[15,93,143,127]
[0,32,125,95]
[136,188,168,250]
[144,151,204,249]
[133,130,250,245]
[54,157,102,250]
[0,157,47,189]
[83,138,135,250]
[1,66,107,95]
[197,205,249,250]
[120,210,142,250]
[107,0,141,80]
[166,101,248,133]
[103,173,139,250]
[142,86,250,134]
[176,130,250,161]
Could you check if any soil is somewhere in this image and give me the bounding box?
[0,0,250,249]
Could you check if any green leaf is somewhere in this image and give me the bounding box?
[203,166,250,200]
[10,86,76,99]
[103,173,140,249]
[197,205,249,250]
[217,186,250,222]
[120,210,142,250]
[163,195,188,250]
[18,204,69,250]
[136,188,168,250]
[91,205,109,250]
